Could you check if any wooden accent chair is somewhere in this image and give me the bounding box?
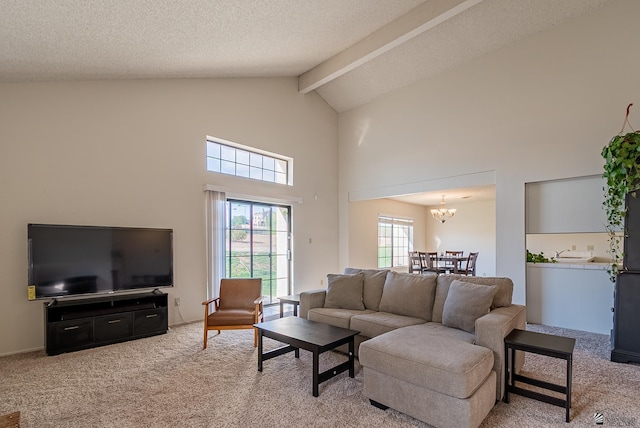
[202,278,264,349]
[0,411,20,428]
[458,252,479,276]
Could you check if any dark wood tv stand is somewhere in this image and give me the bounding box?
[44,291,168,355]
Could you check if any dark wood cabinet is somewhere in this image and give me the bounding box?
[612,193,640,363]
[45,291,168,355]
[623,193,640,270]
[611,272,640,362]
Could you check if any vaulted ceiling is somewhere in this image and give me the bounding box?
[1,0,611,113]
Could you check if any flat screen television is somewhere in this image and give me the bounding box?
[28,224,173,299]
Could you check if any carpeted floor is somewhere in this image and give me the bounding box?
[1,321,639,427]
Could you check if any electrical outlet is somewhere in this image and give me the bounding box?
[572,245,577,251]
[320,279,323,286]
[587,245,594,251]
[174,297,180,307]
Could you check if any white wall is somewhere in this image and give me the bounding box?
[425,199,496,277]
[527,265,613,334]
[347,198,428,270]
[527,233,610,261]
[0,78,338,355]
[338,0,640,305]
[526,175,607,234]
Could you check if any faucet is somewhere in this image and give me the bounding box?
[554,249,570,258]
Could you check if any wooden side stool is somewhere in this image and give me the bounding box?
[504,329,576,422]
[278,294,300,318]
[0,411,20,428]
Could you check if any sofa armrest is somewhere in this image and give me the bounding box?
[299,289,327,319]
[475,304,526,401]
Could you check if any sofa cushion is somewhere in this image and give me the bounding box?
[350,312,426,338]
[442,280,498,333]
[308,308,374,329]
[344,268,388,311]
[359,324,494,399]
[432,275,514,323]
[378,271,437,321]
[324,272,365,310]
[413,321,475,344]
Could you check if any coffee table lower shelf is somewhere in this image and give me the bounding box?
[255,317,359,397]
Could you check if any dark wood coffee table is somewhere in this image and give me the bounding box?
[254,317,359,397]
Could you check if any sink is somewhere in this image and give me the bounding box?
[555,256,595,263]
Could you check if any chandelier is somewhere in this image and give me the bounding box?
[431,195,456,223]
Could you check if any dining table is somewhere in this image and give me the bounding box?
[431,254,469,273]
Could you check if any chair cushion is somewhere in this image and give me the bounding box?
[378,271,437,321]
[344,268,388,311]
[207,309,256,326]
[324,272,365,310]
[442,280,498,333]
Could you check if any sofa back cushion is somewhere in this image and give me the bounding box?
[442,280,498,333]
[344,268,388,311]
[378,271,437,321]
[432,275,514,323]
[324,272,365,310]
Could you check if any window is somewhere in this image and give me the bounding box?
[378,216,413,268]
[206,137,291,185]
[226,200,291,305]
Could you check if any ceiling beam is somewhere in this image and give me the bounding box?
[298,0,484,94]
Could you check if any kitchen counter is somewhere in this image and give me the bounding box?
[526,262,613,270]
[526,263,614,335]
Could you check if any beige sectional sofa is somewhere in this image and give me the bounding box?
[299,269,526,428]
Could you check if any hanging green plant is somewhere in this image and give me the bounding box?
[601,103,640,281]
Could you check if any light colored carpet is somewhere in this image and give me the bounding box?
[1,321,639,427]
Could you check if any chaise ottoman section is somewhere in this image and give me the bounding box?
[359,324,496,428]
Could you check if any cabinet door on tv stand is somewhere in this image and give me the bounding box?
[134,307,168,336]
[47,318,93,355]
[94,312,134,343]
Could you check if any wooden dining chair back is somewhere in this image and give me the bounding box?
[459,252,479,276]
[445,250,464,271]
[424,252,445,273]
[202,278,264,349]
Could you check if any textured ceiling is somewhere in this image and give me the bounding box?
[0,0,612,113]
[0,0,423,81]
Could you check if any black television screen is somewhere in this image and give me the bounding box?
[28,224,173,299]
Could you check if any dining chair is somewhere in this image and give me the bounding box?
[202,278,264,349]
[424,252,445,273]
[458,252,479,276]
[409,251,425,274]
[445,250,464,272]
